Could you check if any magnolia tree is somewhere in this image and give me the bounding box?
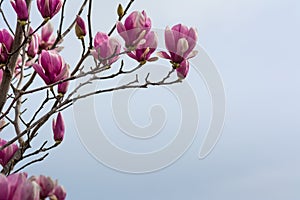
[0,0,198,199]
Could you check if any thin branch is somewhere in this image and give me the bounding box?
[0,7,14,35]
[80,38,86,57]
[51,0,67,48]
[23,141,59,160]
[13,153,49,174]
[27,90,54,126]
[99,62,142,80]
[71,51,90,76]
[71,74,181,103]
[87,0,93,49]
[22,71,36,91]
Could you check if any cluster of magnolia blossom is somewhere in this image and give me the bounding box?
[1,0,198,198]
[1,2,198,139]
[0,172,66,200]
[90,10,198,78]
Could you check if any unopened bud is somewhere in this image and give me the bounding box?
[52,112,65,143]
[117,4,124,18]
[75,16,87,39]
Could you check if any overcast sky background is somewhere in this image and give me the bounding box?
[1,0,300,199]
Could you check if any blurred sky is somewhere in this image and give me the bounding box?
[1,0,300,199]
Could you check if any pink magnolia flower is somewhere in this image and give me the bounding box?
[127,30,158,64]
[31,175,54,199]
[0,138,19,167]
[7,172,28,200]
[20,180,40,200]
[33,50,68,85]
[52,112,65,143]
[10,0,29,22]
[37,0,62,19]
[39,22,56,51]
[0,29,14,65]
[51,182,66,200]
[117,10,151,49]
[92,32,121,66]
[75,15,87,39]
[0,173,40,200]
[27,28,39,58]
[0,174,9,200]
[158,24,198,78]
[1,173,65,200]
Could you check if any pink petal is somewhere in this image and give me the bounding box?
[0,174,9,200]
[127,51,138,61]
[164,26,176,54]
[186,50,198,59]
[32,63,50,84]
[156,51,170,59]
[176,60,190,79]
[42,22,54,43]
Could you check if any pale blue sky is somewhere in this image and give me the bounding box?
[1,0,300,199]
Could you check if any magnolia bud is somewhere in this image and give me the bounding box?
[33,175,55,198]
[75,16,87,39]
[10,0,29,24]
[52,112,65,143]
[117,4,124,18]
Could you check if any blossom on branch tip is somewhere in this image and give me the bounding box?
[117,4,124,18]
[92,32,121,66]
[31,175,54,199]
[117,10,151,49]
[39,22,56,51]
[0,173,66,200]
[7,172,28,200]
[0,138,19,167]
[27,28,39,58]
[1,172,39,200]
[51,182,67,200]
[33,50,68,86]
[157,24,198,79]
[10,0,29,23]
[52,112,65,143]
[20,180,40,200]
[0,29,14,65]
[127,30,158,64]
[37,0,62,20]
[75,15,87,39]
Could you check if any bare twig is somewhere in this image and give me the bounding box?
[13,153,49,174]
[0,7,14,34]
[87,0,93,49]
[23,141,59,160]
